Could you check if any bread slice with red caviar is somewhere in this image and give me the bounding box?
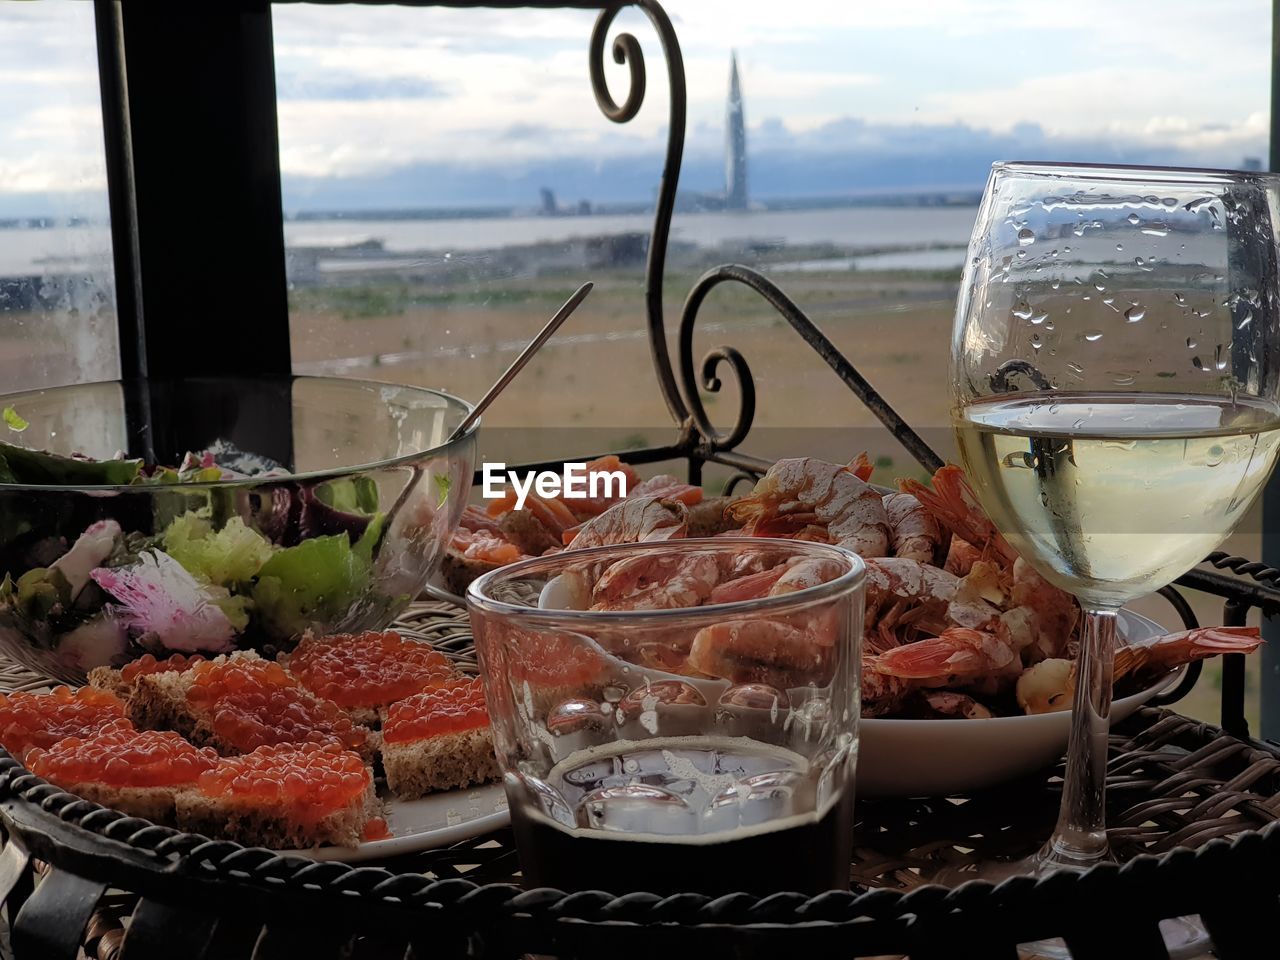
[25,718,219,823]
[174,743,384,848]
[88,653,211,715]
[379,677,500,799]
[0,685,130,762]
[279,630,455,726]
[126,652,374,761]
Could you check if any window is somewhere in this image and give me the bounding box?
[0,2,117,392]
[272,1,1271,724]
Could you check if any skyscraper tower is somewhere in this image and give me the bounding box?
[725,51,748,211]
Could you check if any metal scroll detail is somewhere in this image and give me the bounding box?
[588,2,689,424]
[677,264,946,473]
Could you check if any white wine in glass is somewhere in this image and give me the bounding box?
[952,163,1280,888]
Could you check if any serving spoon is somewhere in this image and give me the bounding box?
[447,281,593,442]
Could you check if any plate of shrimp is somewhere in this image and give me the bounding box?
[437,453,1262,793]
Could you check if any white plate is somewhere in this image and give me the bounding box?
[857,609,1179,798]
[289,781,509,862]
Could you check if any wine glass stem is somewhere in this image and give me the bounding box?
[1042,606,1118,870]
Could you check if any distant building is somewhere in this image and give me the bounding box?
[539,187,558,215]
[725,52,748,211]
[1243,157,1264,172]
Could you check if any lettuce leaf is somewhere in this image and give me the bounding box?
[0,442,141,486]
[250,514,384,639]
[162,512,274,587]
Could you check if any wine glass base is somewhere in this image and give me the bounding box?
[1016,917,1210,960]
[934,854,1212,959]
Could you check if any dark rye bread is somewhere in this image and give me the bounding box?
[91,652,263,732]
[85,665,129,701]
[380,726,500,800]
[174,777,380,849]
[440,551,502,596]
[63,782,182,825]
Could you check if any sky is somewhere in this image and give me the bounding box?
[0,1,1271,215]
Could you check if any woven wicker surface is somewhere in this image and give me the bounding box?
[2,602,1277,959]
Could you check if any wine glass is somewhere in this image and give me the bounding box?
[951,163,1280,917]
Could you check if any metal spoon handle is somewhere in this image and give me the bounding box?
[447,281,593,442]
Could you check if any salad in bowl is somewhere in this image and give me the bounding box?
[0,376,475,682]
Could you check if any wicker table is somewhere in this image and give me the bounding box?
[1,600,1278,960]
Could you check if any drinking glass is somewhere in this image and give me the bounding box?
[467,538,863,896]
[953,162,1280,884]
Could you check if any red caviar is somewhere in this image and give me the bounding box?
[286,631,453,709]
[0,686,127,759]
[383,677,489,745]
[508,632,605,689]
[186,658,366,753]
[120,653,206,683]
[196,743,370,822]
[362,816,391,841]
[26,718,217,788]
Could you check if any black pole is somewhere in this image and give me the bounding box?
[93,1,293,467]
[1261,0,1280,741]
[94,1,292,380]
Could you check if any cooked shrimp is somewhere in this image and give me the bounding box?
[943,537,984,576]
[863,666,913,717]
[882,492,944,564]
[486,491,580,537]
[564,496,688,550]
[590,551,721,611]
[449,527,526,565]
[863,558,1001,650]
[1015,658,1073,715]
[1016,626,1263,716]
[919,690,994,720]
[1112,625,1262,683]
[870,626,1021,688]
[899,465,1019,567]
[687,619,831,688]
[628,474,704,507]
[849,451,874,482]
[1009,559,1079,660]
[728,457,890,557]
[709,556,847,604]
[708,565,789,604]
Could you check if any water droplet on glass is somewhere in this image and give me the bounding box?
[1017,228,1035,245]
[1067,362,1084,376]
[1112,373,1136,386]
[1012,301,1034,320]
[1030,335,1043,350]
[1141,223,1169,237]
[1073,223,1086,237]
[1125,305,1145,322]
[1215,344,1227,371]
[1126,213,1141,225]
[1044,321,1055,331]
[1030,311,1048,325]
[1192,356,1204,370]
[1115,242,1124,251]
[1239,308,1254,329]
[1187,337,1198,349]
[1083,330,1103,342]
[1206,445,1225,467]
[1050,280,1061,290]
[1094,281,1106,292]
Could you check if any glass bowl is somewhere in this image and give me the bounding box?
[0,376,476,682]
